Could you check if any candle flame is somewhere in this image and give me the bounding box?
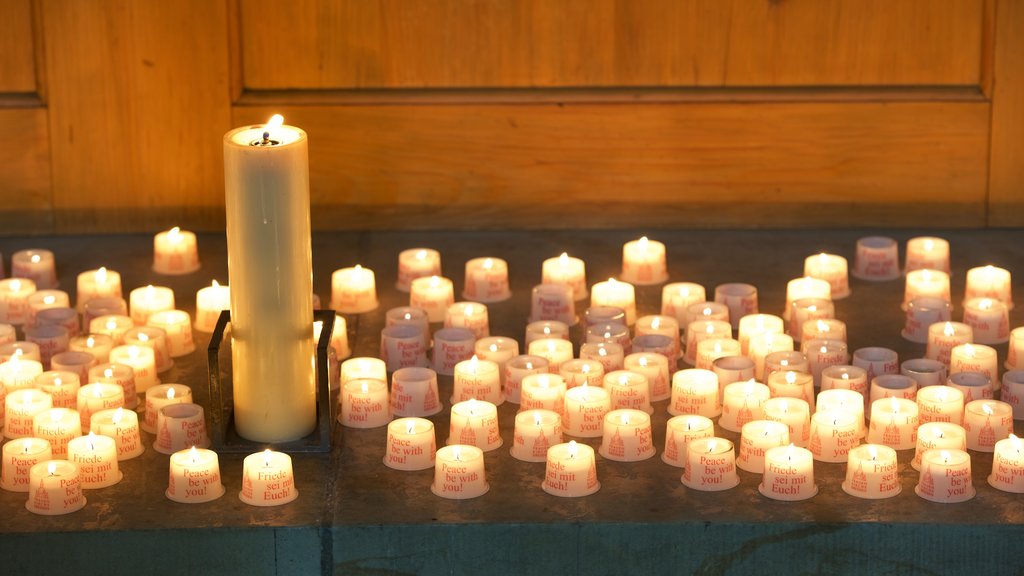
[618,374,629,387]
[921,269,931,282]
[406,419,416,434]
[168,227,182,243]
[483,258,493,270]
[429,275,440,287]
[138,332,150,343]
[621,412,630,425]
[463,304,473,316]
[93,385,102,398]
[785,371,796,385]
[707,440,717,453]
[603,331,611,339]
[702,307,712,317]
[890,396,900,413]
[488,343,498,353]
[49,409,62,423]
[86,336,96,348]
[467,399,478,415]
[105,319,118,331]
[1010,434,1022,452]
[651,317,661,330]
[841,373,849,380]
[568,440,578,459]
[785,443,795,461]
[714,341,722,355]
[982,403,994,416]
[937,388,948,401]
[129,346,140,359]
[944,322,955,337]
[415,249,427,261]
[525,361,534,370]
[923,238,934,251]
[680,287,690,298]
[979,299,993,311]
[212,280,220,288]
[598,347,607,357]
[705,324,714,335]
[780,359,790,367]
[819,345,828,354]
[933,427,944,439]
[868,445,878,460]
[779,400,789,412]
[113,407,124,424]
[963,343,975,357]
[189,446,199,464]
[638,236,649,250]
[96,267,108,283]
[468,355,479,372]
[744,380,755,396]
[263,449,273,467]
[360,381,369,394]
[264,114,284,135]
[559,252,569,266]
[403,312,412,320]
[808,305,817,313]
[817,320,829,333]
[533,411,543,426]
[87,431,97,451]
[638,356,649,368]
[31,253,41,263]
[453,446,462,461]
[43,294,55,305]
[581,363,591,374]
[607,278,617,285]
[48,462,57,475]
[53,376,62,387]
[940,450,950,464]
[167,387,176,400]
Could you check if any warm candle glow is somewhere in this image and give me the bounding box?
[113,407,124,424]
[944,322,955,337]
[96,267,108,283]
[568,440,578,458]
[785,371,796,385]
[167,387,176,400]
[982,403,994,416]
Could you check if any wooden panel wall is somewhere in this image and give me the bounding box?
[0,0,1020,235]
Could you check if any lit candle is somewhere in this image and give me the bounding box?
[1,341,40,363]
[669,369,721,418]
[431,444,488,499]
[527,338,573,373]
[821,366,868,395]
[661,282,706,327]
[154,403,210,454]
[452,355,502,405]
[0,278,37,325]
[764,351,810,382]
[474,337,519,386]
[988,434,1024,493]
[409,275,455,323]
[788,298,834,339]
[902,269,951,310]
[760,444,817,501]
[599,408,655,462]
[763,398,811,448]
[0,353,44,391]
[26,460,86,515]
[32,406,81,458]
[964,265,1013,309]
[36,370,80,409]
[803,340,849,387]
[444,301,490,339]
[520,373,567,414]
[340,357,387,386]
[620,236,668,285]
[166,446,225,503]
[89,314,134,346]
[390,367,442,417]
[76,382,124,432]
[947,372,993,402]
[915,449,974,503]
[684,319,732,366]
[330,265,379,314]
[662,415,714,467]
[605,370,653,414]
[948,343,997,383]
[867,397,919,450]
[852,347,899,382]
[152,226,200,275]
[634,314,681,360]
[748,333,794,381]
[808,411,860,462]
[719,380,771,433]
[108,344,158,393]
[194,281,230,333]
[905,236,950,274]
[817,388,866,438]
[782,277,831,321]
[962,298,1010,344]
[737,314,785,357]
[579,342,625,373]
[542,441,600,497]
[448,399,501,451]
[804,253,850,299]
[339,379,391,429]
[542,253,588,301]
[1007,328,1024,371]
[559,359,604,389]
[128,285,175,326]
[525,320,571,347]
[0,437,52,492]
[504,355,549,404]
[585,322,632,353]
[911,422,966,471]
[714,283,759,329]
[82,297,127,328]
[915,384,965,425]
[842,444,900,499]
[90,407,144,461]
[925,322,973,365]
[11,249,57,289]
[510,409,563,462]
[463,257,511,303]
[681,438,740,491]
[224,115,316,444]
[75,267,122,312]
[737,419,790,473]
[590,278,637,325]
[67,432,121,488]
[767,371,815,410]
[145,310,194,358]
[123,326,173,375]
[852,236,900,281]
[239,449,298,506]
[396,248,441,293]
[383,417,436,471]
[563,384,611,438]
[69,334,111,364]
[5,389,53,439]
[623,352,670,401]
[26,290,70,329]
[963,400,1013,452]
[801,318,847,343]
[695,338,741,372]
[142,384,192,433]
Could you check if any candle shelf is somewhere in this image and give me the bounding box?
[206,309,335,453]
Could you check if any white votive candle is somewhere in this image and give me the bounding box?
[510,409,563,463]
[763,398,811,448]
[128,285,175,326]
[90,407,144,461]
[431,444,488,499]
[0,437,52,492]
[67,432,121,488]
[166,446,225,504]
[620,236,668,285]
[681,437,740,491]
[579,342,625,373]
[397,248,441,293]
[842,444,900,499]
[988,434,1024,493]
[463,257,511,303]
[448,399,501,451]
[339,379,391,429]
[542,253,588,301]
[0,278,36,325]
[330,265,379,314]
[737,314,785,356]
[389,367,442,417]
[76,383,124,432]
[591,278,637,325]
[948,343,998,383]
[804,253,850,299]
[963,400,1013,452]
[964,265,1013,309]
[903,269,951,310]
[194,281,230,332]
[409,276,455,323]
[520,373,567,414]
[661,282,706,327]
[905,237,950,274]
[153,227,200,275]
[867,397,919,450]
[525,320,571,347]
[504,355,549,404]
[36,370,80,409]
[737,419,790,473]
[75,267,121,312]
[623,352,671,402]
[563,384,611,438]
[527,338,573,373]
[962,298,1010,344]
[559,359,604,389]
[782,277,831,321]
[911,422,966,471]
[69,334,111,364]
[445,301,490,339]
[239,449,298,506]
[808,411,860,463]
[760,444,817,501]
[662,415,714,467]
[32,407,81,459]
[11,249,57,289]
[5,389,53,439]
[542,441,600,497]
[925,322,973,365]
[146,310,195,357]
[599,408,655,462]
[669,369,721,418]
[452,355,502,405]
[915,385,965,426]
[915,449,974,503]
[0,354,44,391]
[383,417,436,471]
[720,380,771,433]
[605,370,652,414]
[26,460,86,515]
[143,384,192,433]
[108,344,158,393]
[154,403,210,454]
[123,326,172,375]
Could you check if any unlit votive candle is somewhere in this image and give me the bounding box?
[669,369,721,418]
[681,437,740,491]
[915,449,974,503]
[339,379,391,429]
[1003,370,1024,419]
[662,415,714,467]
[542,253,588,301]
[963,400,1013,452]
[962,298,1010,344]
[390,367,442,417]
[510,409,563,463]
[763,398,811,448]
[869,374,918,404]
[528,284,575,325]
[852,236,899,282]
[712,356,755,393]
[900,358,946,388]
[448,399,502,451]
[661,282,706,327]
[34,308,80,338]
[431,444,488,499]
[599,408,655,462]
[383,418,436,471]
[154,403,210,454]
[396,248,441,293]
[804,253,850,299]
[620,236,668,286]
[964,265,1013,309]
[912,422,966,471]
[842,444,900,499]
[947,372,993,402]
[852,347,899,381]
[714,283,758,329]
[719,380,770,433]
[50,351,95,383]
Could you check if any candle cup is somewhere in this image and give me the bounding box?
[915,449,975,503]
[686,301,730,327]
[25,324,69,368]
[452,356,503,406]
[108,344,158,394]
[0,355,44,391]
[461,257,511,303]
[801,318,847,344]
[26,460,86,515]
[11,249,57,289]
[586,321,632,355]
[803,340,849,387]
[804,253,850,299]
[330,265,379,314]
[76,383,125,432]
[504,355,549,404]
[584,306,627,327]
[714,283,758,330]
[396,248,442,293]
[166,447,226,504]
[0,278,36,326]
[900,358,946,388]
[591,279,637,325]
[75,268,122,313]
[152,227,200,275]
[526,320,571,347]
[444,301,490,339]
[447,400,502,451]
[579,342,625,373]
[869,374,918,405]
[852,347,899,382]
[620,236,668,285]
[905,236,951,275]
[902,269,951,311]
[36,370,80,409]
[681,437,740,491]
[563,384,611,438]
[380,324,429,372]
[988,435,1024,493]
[808,411,860,462]
[527,338,574,374]
[90,407,144,461]
[695,338,741,373]
[339,379,391,429]
[559,359,604,389]
[384,417,436,471]
[240,450,298,506]
[783,277,831,322]
[32,408,81,459]
[510,409,563,462]
[194,281,230,333]
[1,341,41,363]
[1002,370,1024,420]
[763,398,811,448]
[340,357,386,387]
[947,372,993,402]
[669,369,721,418]
[788,298,834,339]
[123,326,173,375]
[604,370,653,414]
[661,283,706,327]
[27,289,70,330]
[962,298,1010,344]
[852,236,900,281]
[764,352,810,384]
[964,265,1013,309]
[749,333,795,381]
[719,380,770,433]
[542,441,600,497]
[529,284,576,326]
[390,367,442,417]
[737,420,790,473]
[35,307,80,338]
[474,336,519,387]
[520,373,567,415]
[915,385,965,426]
[912,422,966,472]
[409,276,455,323]
[5,389,53,440]
[684,319,732,366]
[142,384,192,433]
[431,445,488,500]
[842,444,901,499]
[543,253,588,302]
[635,314,681,360]
[128,285,175,327]
[1,438,52,492]
[623,352,671,402]
[431,327,475,376]
[759,444,817,501]
[662,415,714,467]
[154,403,210,454]
[711,356,756,393]
[867,397,919,450]
[599,409,655,462]
[83,298,128,330]
[925,322,973,365]
[948,343,998,385]
[50,351,95,383]
[67,433,121,488]
[963,400,1013,452]
[69,334,111,364]
[146,310,195,358]
[737,314,785,357]
[767,371,815,413]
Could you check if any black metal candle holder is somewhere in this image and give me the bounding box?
[206,309,335,453]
